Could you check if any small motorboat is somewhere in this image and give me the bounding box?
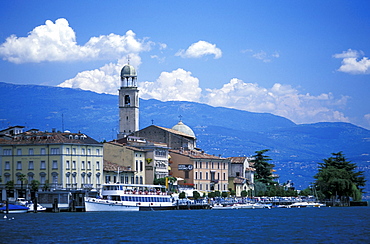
[0,204,29,213]
[211,203,236,210]
[25,203,47,212]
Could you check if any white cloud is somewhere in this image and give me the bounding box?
[58,54,141,94]
[0,18,151,63]
[242,49,280,62]
[176,40,222,59]
[204,78,349,124]
[139,68,202,102]
[58,62,350,125]
[333,49,370,74]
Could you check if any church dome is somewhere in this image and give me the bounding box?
[172,121,196,138]
[121,64,137,78]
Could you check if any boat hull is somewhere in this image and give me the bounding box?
[85,199,139,212]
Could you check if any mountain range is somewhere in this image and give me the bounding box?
[1,82,369,196]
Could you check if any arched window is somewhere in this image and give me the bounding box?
[125,95,131,105]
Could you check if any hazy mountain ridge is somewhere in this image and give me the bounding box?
[1,82,369,194]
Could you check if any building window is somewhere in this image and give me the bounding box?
[52,160,58,169]
[3,149,12,155]
[72,161,76,170]
[125,176,129,184]
[81,161,85,170]
[96,149,100,155]
[66,160,70,169]
[5,161,10,170]
[87,161,91,170]
[66,148,70,154]
[72,148,76,155]
[51,148,59,154]
[223,162,226,169]
[105,175,111,184]
[131,176,134,184]
[96,161,100,170]
[199,184,202,190]
[200,172,202,180]
[212,162,214,169]
[135,176,138,184]
[199,162,202,169]
[17,161,22,170]
[195,172,198,180]
[195,161,197,169]
[40,148,46,155]
[223,173,226,181]
[206,172,208,180]
[217,172,220,180]
[206,162,208,169]
[17,149,22,155]
[218,162,220,169]
[29,148,34,155]
[82,148,85,155]
[40,161,46,170]
[206,184,208,191]
[140,176,143,184]
[28,174,33,183]
[184,171,189,179]
[88,149,91,155]
[52,175,58,184]
[136,160,138,171]
[140,161,143,171]
[29,161,34,170]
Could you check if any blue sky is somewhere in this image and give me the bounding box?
[1,1,370,129]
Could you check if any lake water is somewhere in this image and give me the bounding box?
[1,207,369,243]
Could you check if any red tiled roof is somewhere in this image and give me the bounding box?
[103,160,135,172]
[0,131,100,145]
[169,149,224,159]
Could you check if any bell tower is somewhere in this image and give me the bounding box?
[118,62,139,139]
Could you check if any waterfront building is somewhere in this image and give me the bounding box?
[169,149,229,193]
[103,136,170,185]
[228,157,255,197]
[132,120,196,150]
[0,128,103,201]
[103,160,135,184]
[104,140,146,185]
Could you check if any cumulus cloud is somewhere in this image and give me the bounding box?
[58,54,141,94]
[333,49,370,74]
[176,40,222,59]
[242,49,280,62]
[204,78,349,124]
[0,18,151,63]
[139,68,202,102]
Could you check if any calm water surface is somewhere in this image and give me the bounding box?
[1,207,369,243]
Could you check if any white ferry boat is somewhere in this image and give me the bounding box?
[85,184,176,211]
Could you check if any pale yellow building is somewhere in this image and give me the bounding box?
[0,129,103,201]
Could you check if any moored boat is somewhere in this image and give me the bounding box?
[0,204,29,213]
[211,203,236,210]
[85,183,176,211]
[25,203,47,212]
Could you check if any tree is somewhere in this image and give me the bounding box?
[193,191,201,200]
[179,192,186,199]
[314,152,366,201]
[241,190,248,198]
[250,149,275,185]
[17,174,26,189]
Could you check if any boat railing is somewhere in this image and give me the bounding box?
[122,191,168,196]
[85,198,126,206]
